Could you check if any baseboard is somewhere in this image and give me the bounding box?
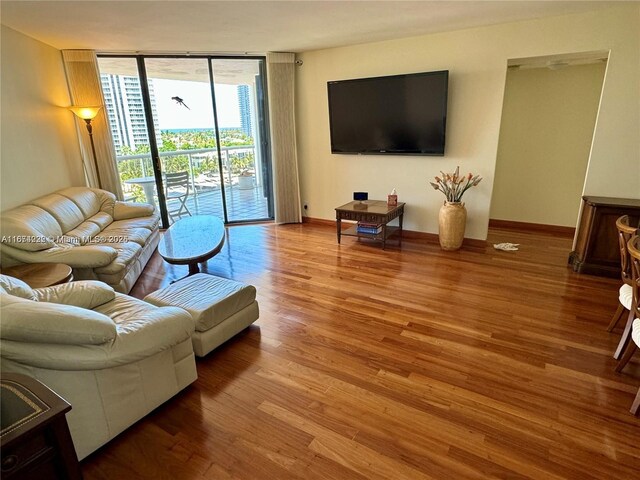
[302,216,334,227]
[302,216,487,251]
[489,219,575,238]
[403,230,487,250]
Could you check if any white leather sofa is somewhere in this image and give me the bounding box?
[0,274,197,460]
[0,187,160,293]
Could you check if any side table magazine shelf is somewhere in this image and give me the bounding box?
[357,222,383,235]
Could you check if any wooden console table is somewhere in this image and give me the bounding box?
[335,200,405,249]
[568,196,640,278]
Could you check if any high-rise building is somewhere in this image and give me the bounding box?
[100,74,161,154]
[237,84,252,138]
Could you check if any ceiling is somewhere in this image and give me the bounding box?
[99,56,261,84]
[0,1,621,54]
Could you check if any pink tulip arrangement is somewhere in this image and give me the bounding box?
[430,166,482,203]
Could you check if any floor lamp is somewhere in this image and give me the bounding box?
[69,105,103,188]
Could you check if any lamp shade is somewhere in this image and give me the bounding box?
[69,105,102,120]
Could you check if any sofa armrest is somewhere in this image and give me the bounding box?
[0,306,194,370]
[108,306,194,361]
[34,281,115,309]
[0,243,117,268]
[113,201,155,221]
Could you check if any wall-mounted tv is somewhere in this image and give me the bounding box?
[327,70,448,156]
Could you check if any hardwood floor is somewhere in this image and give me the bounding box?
[82,223,640,479]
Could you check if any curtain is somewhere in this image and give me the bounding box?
[62,50,123,199]
[266,52,302,224]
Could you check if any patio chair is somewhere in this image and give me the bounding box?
[165,171,192,222]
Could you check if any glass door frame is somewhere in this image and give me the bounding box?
[98,53,274,229]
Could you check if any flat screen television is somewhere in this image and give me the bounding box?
[327,70,448,156]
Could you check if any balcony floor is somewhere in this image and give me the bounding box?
[166,184,271,223]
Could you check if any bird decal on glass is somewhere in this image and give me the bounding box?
[171,96,190,110]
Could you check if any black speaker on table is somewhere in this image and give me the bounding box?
[353,192,368,201]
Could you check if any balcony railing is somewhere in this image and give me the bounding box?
[116,145,259,203]
[116,144,270,222]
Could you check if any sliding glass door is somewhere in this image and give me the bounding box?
[210,59,271,222]
[97,55,273,227]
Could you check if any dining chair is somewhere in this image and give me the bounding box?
[615,235,640,415]
[609,215,638,359]
[165,171,192,223]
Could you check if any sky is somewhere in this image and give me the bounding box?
[152,78,241,130]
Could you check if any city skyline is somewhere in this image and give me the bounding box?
[237,84,253,138]
[100,73,161,154]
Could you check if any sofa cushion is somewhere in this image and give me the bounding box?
[65,221,102,244]
[100,225,153,247]
[34,280,115,309]
[0,205,61,251]
[31,193,85,234]
[86,212,114,230]
[57,187,101,218]
[107,214,160,233]
[0,293,116,345]
[0,274,37,300]
[93,241,142,275]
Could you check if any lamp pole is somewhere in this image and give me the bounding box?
[83,118,102,188]
[69,106,103,189]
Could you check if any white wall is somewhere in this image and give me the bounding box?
[490,63,606,227]
[1,25,84,211]
[295,5,640,240]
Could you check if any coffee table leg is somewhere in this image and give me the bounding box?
[337,218,342,244]
[188,263,200,275]
[399,212,404,247]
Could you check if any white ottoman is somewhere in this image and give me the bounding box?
[144,273,259,357]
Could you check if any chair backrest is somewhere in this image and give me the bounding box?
[616,215,638,285]
[165,171,190,191]
[628,235,640,320]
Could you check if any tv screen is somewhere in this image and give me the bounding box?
[327,70,448,156]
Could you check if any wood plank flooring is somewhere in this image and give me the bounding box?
[82,223,640,479]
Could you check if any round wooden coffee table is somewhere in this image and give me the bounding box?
[1,263,73,288]
[158,215,225,277]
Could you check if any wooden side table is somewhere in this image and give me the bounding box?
[335,200,405,249]
[0,263,73,288]
[0,373,82,479]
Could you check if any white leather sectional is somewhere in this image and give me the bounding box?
[0,187,160,293]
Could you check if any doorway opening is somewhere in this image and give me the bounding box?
[490,51,608,234]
